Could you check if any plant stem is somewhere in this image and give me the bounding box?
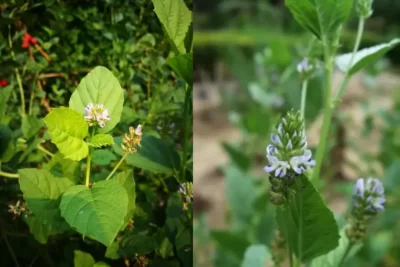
[8,27,26,116]
[332,18,365,108]
[311,47,334,183]
[0,171,19,179]
[300,79,308,120]
[181,85,192,182]
[338,241,354,267]
[105,153,128,180]
[37,144,54,157]
[85,152,91,187]
[285,207,294,267]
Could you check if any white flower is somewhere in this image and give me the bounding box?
[264,154,291,178]
[135,124,142,136]
[289,149,316,174]
[84,103,111,128]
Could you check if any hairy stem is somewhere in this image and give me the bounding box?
[332,18,365,108]
[181,85,192,182]
[311,47,334,183]
[0,171,19,179]
[300,79,309,120]
[106,153,128,180]
[37,144,54,157]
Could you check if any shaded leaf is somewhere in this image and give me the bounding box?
[92,150,117,166]
[211,230,251,260]
[0,85,12,122]
[74,250,95,267]
[114,170,136,229]
[60,180,128,247]
[241,245,270,267]
[167,53,193,84]
[21,115,44,139]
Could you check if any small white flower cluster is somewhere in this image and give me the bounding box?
[84,103,111,128]
[264,132,315,178]
[8,200,28,218]
[297,59,313,74]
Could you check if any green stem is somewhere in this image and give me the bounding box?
[332,18,365,108]
[0,171,19,179]
[311,48,334,183]
[181,85,192,182]
[105,153,128,180]
[338,241,354,267]
[300,79,309,120]
[285,207,294,267]
[37,144,54,157]
[85,152,91,187]
[8,27,25,116]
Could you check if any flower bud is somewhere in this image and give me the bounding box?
[121,125,142,154]
[297,58,317,80]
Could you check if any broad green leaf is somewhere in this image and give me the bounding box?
[276,175,339,262]
[24,216,69,244]
[114,135,180,175]
[114,170,136,229]
[241,245,270,267]
[69,66,124,134]
[222,142,252,171]
[43,152,80,183]
[285,0,352,40]
[0,124,12,158]
[89,134,114,147]
[335,39,400,75]
[60,180,128,247]
[152,0,192,54]
[21,115,44,139]
[18,168,74,227]
[44,107,89,161]
[310,230,362,267]
[92,149,117,166]
[211,230,251,260]
[223,165,257,229]
[94,263,110,267]
[167,53,193,84]
[120,233,158,257]
[0,85,12,122]
[74,250,95,267]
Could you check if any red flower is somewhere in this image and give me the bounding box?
[22,33,37,48]
[0,80,8,87]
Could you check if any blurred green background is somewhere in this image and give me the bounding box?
[193,1,400,267]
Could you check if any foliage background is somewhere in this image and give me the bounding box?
[0,1,192,266]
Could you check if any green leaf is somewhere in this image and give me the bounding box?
[69,66,124,134]
[24,215,69,244]
[120,234,158,257]
[223,165,257,229]
[60,180,128,247]
[92,150,117,166]
[114,170,136,229]
[335,39,400,75]
[0,124,12,159]
[285,0,352,40]
[44,107,89,161]
[18,168,74,226]
[94,263,110,267]
[89,134,114,147]
[241,245,270,267]
[21,115,44,140]
[167,53,193,84]
[74,250,95,267]
[222,142,252,172]
[152,0,192,54]
[114,135,180,175]
[310,230,362,267]
[211,230,251,260]
[105,241,120,259]
[43,152,80,182]
[0,85,12,122]
[276,175,339,262]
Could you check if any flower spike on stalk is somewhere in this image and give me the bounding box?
[121,124,143,154]
[346,177,385,242]
[84,103,111,128]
